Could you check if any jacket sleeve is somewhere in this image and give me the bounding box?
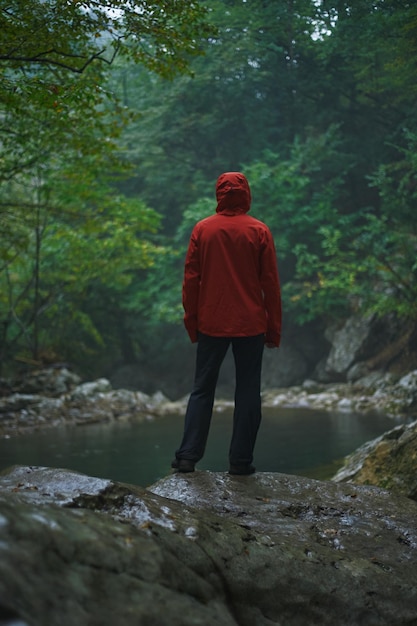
[260,228,282,347]
[182,229,200,343]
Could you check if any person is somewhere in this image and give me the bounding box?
[172,171,281,475]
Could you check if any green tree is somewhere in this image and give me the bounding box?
[128,0,417,334]
[0,0,209,75]
[107,0,323,232]
[0,0,211,374]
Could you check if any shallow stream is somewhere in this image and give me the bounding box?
[0,407,398,487]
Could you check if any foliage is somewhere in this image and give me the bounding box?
[2,0,417,381]
[99,0,417,362]
[363,129,417,317]
[107,0,324,232]
[244,133,355,322]
[0,0,211,373]
[0,0,210,76]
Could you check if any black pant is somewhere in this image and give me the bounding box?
[175,333,265,466]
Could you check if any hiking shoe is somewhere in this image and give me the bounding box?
[228,464,256,476]
[171,458,195,473]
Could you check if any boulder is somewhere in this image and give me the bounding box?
[0,382,163,436]
[321,315,417,382]
[262,342,309,388]
[332,419,417,500]
[323,315,376,379]
[262,321,330,389]
[1,367,82,397]
[1,466,417,625]
[396,370,417,398]
[68,378,112,400]
[260,370,417,416]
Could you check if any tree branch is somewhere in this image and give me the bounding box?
[0,44,120,73]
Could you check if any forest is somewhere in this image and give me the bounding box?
[1,0,416,390]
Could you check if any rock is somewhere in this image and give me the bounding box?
[69,378,113,400]
[324,315,376,378]
[352,370,396,390]
[262,322,330,389]
[1,466,417,625]
[346,361,371,382]
[260,371,417,417]
[8,367,81,397]
[321,315,417,383]
[332,419,417,500]
[262,342,310,387]
[2,367,417,439]
[0,380,169,436]
[0,467,237,626]
[150,390,170,406]
[397,370,417,396]
[380,369,417,415]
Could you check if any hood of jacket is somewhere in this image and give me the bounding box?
[215,171,251,215]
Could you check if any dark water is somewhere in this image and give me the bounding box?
[0,408,399,487]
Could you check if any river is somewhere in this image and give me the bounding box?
[0,407,400,487]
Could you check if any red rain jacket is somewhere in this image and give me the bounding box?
[183,172,282,346]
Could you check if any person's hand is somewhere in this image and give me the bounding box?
[265,343,277,349]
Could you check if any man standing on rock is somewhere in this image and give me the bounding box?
[172,172,281,475]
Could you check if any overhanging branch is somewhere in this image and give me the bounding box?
[0,43,120,73]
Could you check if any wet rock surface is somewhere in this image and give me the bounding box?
[0,466,416,626]
[333,418,417,501]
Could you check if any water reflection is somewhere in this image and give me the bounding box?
[0,408,399,487]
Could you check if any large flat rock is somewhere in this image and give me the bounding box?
[0,466,416,625]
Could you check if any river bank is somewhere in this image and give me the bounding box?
[1,366,417,439]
